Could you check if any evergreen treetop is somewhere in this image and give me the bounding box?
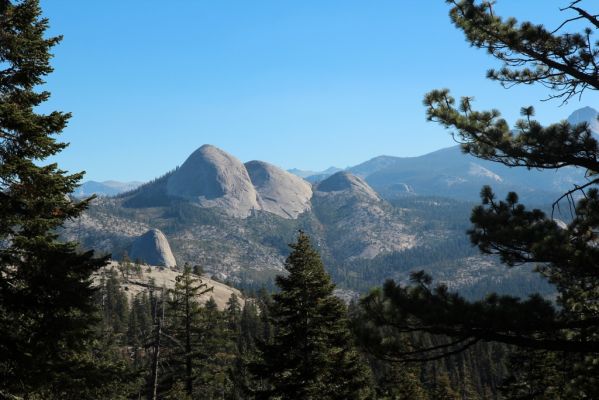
[0,1,121,397]
[254,231,373,400]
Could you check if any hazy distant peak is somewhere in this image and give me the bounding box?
[74,180,143,197]
[287,168,311,178]
[321,166,343,174]
[567,106,599,134]
[101,180,138,186]
[568,106,597,120]
[468,162,502,182]
[288,166,342,179]
[347,155,400,178]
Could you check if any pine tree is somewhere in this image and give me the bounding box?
[128,291,153,369]
[377,361,429,400]
[458,365,480,400]
[0,0,124,397]
[195,296,237,399]
[226,292,243,331]
[232,299,264,397]
[99,267,130,335]
[253,232,374,400]
[430,373,459,400]
[499,348,585,400]
[165,265,213,397]
[350,298,429,400]
[358,2,599,396]
[148,285,167,400]
[256,287,274,343]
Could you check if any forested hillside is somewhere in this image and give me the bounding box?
[3,0,599,399]
[63,189,555,301]
[91,242,511,399]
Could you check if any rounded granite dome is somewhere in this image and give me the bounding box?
[129,228,176,268]
[166,144,259,218]
[245,160,312,219]
[316,171,380,201]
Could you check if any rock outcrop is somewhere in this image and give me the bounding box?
[316,171,380,201]
[312,171,413,260]
[130,228,177,268]
[245,160,312,218]
[96,262,243,310]
[166,144,259,218]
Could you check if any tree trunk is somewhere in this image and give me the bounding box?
[149,295,163,400]
[185,286,193,396]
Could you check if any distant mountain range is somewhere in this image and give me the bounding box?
[64,144,422,286]
[285,106,597,203]
[63,143,559,298]
[287,146,581,204]
[74,180,143,197]
[81,107,598,204]
[64,106,596,298]
[287,167,343,182]
[349,146,583,203]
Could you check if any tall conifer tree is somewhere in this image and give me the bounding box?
[165,265,212,397]
[0,0,123,397]
[254,232,373,400]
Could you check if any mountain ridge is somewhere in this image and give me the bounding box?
[82,106,598,202]
[120,144,314,219]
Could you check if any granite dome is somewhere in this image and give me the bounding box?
[129,228,177,268]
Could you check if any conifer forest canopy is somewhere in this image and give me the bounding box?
[2,0,599,399]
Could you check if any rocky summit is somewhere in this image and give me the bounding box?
[124,144,314,219]
[316,171,380,202]
[166,144,260,218]
[245,160,312,219]
[64,134,585,294]
[129,228,177,268]
[64,151,422,283]
[313,171,413,260]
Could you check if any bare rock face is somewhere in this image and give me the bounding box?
[312,171,413,260]
[316,171,380,201]
[127,144,314,219]
[245,160,312,218]
[166,144,259,218]
[130,229,177,268]
[97,262,244,310]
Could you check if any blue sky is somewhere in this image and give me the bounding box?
[40,1,599,182]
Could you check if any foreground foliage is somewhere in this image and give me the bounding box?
[0,0,130,397]
[96,244,506,399]
[1,0,569,397]
[360,1,599,398]
[252,232,374,400]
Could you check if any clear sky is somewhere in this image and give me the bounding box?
[40,1,599,182]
